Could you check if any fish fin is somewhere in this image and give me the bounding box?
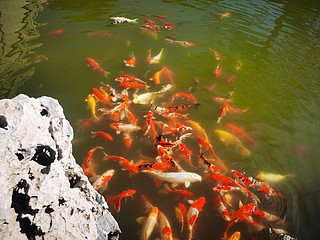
[136,216,146,225]
[103,71,111,77]
[116,130,121,135]
[132,18,138,23]
[185,181,190,188]
[89,175,100,183]
[98,183,109,193]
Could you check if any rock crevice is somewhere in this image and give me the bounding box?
[0,94,120,240]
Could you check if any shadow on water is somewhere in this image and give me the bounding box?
[0,0,47,99]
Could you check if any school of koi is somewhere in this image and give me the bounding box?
[77,15,296,240]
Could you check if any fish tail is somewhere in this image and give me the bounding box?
[132,18,138,23]
[103,71,111,77]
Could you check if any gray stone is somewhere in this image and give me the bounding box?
[0,94,121,240]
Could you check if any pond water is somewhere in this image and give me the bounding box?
[1,0,320,239]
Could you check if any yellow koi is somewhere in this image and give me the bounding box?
[183,120,209,142]
[86,94,99,120]
[215,130,251,157]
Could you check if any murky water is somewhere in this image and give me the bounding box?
[1,0,320,239]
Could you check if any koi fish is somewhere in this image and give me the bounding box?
[236,60,242,70]
[47,29,64,35]
[158,210,174,240]
[109,123,143,134]
[221,231,241,240]
[137,206,158,240]
[255,172,294,183]
[110,16,138,24]
[217,103,229,123]
[179,143,193,167]
[103,153,138,173]
[144,19,157,27]
[213,185,248,197]
[161,112,189,119]
[215,130,251,157]
[206,174,240,187]
[92,88,111,104]
[162,25,175,30]
[86,94,99,120]
[86,57,110,76]
[144,111,156,139]
[220,12,231,20]
[224,203,256,237]
[123,132,132,148]
[89,31,111,36]
[253,209,286,225]
[212,97,232,104]
[213,191,230,221]
[133,84,173,104]
[81,146,103,177]
[137,162,170,171]
[159,184,194,198]
[167,91,197,105]
[199,152,220,174]
[175,203,188,232]
[214,63,222,78]
[165,38,195,47]
[142,170,202,188]
[124,52,136,67]
[187,197,206,240]
[225,124,256,145]
[120,81,149,89]
[147,48,164,64]
[91,131,113,141]
[209,48,221,60]
[106,189,136,212]
[197,136,220,160]
[258,186,282,198]
[184,120,209,142]
[231,170,262,188]
[92,169,114,193]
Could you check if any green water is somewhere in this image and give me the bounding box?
[1,0,320,239]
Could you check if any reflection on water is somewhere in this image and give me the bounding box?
[0,0,46,98]
[2,0,320,239]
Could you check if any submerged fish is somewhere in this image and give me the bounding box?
[215,130,251,157]
[110,16,138,24]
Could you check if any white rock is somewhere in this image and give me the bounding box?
[0,94,121,240]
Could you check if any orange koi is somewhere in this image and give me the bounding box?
[81,146,103,177]
[76,118,94,132]
[197,136,219,160]
[214,63,222,78]
[106,189,136,212]
[125,108,137,125]
[124,53,136,67]
[178,143,193,167]
[170,92,197,104]
[160,184,194,198]
[137,162,170,171]
[176,203,187,232]
[120,81,149,89]
[213,191,230,221]
[92,88,110,103]
[220,12,231,20]
[147,48,164,64]
[227,75,235,83]
[123,132,132,148]
[225,124,256,145]
[103,153,138,173]
[236,60,242,70]
[206,174,240,187]
[187,197,206,240]
[89,31,111,36]
[144,111,156,139]
[145,18,156,27]
[92,169,114,193]
[86,57,110,76]
[224,203,256,237]
[91,131,113,141]
[208,83,217,91]
[217,103,229,123]
[209,48,220,60]
[150,68,165,84]
[47,29,64,35]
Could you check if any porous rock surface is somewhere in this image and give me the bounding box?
[0,94,120,240]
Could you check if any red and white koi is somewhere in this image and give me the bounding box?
[144,111,156,139]
[206,174,240,187]
[213,191,230,221]
[253,209,286,225]
[214,63,222,78]
[138,206,158,240]
[158,210,174,240]
[92,169,114,192]
[147,48,164,64]
[197,136,220,160]
[187,197,206,240]
[258,186,282,197]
